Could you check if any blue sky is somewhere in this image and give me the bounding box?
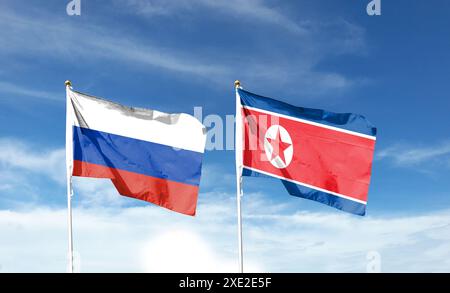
[0,0,449,272]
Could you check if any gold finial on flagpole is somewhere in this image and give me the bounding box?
[234,80,241,89]
[65,80,72,87]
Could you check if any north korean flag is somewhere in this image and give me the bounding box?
[236,88,377,216]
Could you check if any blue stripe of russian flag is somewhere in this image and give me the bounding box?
[73,126,203,187]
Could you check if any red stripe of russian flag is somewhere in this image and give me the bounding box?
[73,160,199,216]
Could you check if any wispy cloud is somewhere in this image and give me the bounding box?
[0,138,65,184]
[0,81,61,102]
[120,0,308,34]
[116,0,368,93]
[0,3,366,96]
[0,8,230,81]
[378,141,450,167]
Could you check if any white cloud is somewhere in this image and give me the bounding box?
[199,164,235,190]
[120,0,308,34]
[0,138,65,185]
[0,4,366,96]
[114,0,367,95]
[0,8,229,81]
[73,177,133,208]
[378,141,450,167]
[0,201,449,273]
[2,138,449,273]
[0,81,61,102]
[140,230,245,273]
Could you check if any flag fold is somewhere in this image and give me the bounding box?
[236,88,376,216]
[66,88,207,216]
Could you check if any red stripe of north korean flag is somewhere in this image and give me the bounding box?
[242,107,376,203]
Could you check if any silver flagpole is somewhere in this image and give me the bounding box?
[66,169,74,273]
[65,80,74,273]
[236,175,244,274]
[235,80,244,273]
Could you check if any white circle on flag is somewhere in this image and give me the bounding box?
[264,125,293,169]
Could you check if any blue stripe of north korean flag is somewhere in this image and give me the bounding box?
[243,168,367,216]
[73,126,203,186]
[238,89,377,137]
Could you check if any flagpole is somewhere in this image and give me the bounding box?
[235,80,244,273]
[236,176,244,274]
[66,170,74,274]
[65,80,74,273]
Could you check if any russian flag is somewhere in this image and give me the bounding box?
[66,87,207,216]
[236,88,377,216]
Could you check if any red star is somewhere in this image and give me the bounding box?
[266,128,291,164]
